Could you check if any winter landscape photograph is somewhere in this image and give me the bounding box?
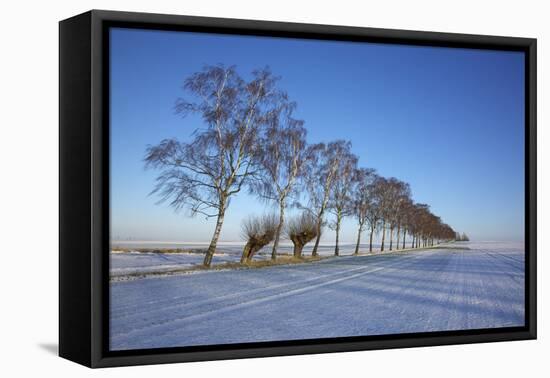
[108,27,525,351]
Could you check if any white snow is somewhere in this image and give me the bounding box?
[110,251,239,277]
[110,242,388,277]
[109,241,525,351]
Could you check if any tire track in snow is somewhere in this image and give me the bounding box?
[402,250,460,331]
[110,253,422,319]
[111,253,427,339]
[467,250,524,326]
[111,252,430,346]
[479,250,524,285]
[111,259,369,317]
[491,252,523,264]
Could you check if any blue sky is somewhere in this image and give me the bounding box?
[110,27,525,243]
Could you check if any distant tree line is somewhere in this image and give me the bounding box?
[145,65,460,267]
[455,232,470,242]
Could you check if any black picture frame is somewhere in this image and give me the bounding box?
[59,9,537,368]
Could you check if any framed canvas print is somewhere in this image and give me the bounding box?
[59,10,536,368]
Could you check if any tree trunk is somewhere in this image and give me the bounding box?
[395,225,401,250]
[334,213,341,256]
[380,220,386,251]
[293,242,303,258]
[271,200,285,260]
[354,223,362,255]
[311,212,323,257]
[402,228,407,249]
[203,207,225,267]
[369,225,374,252]
[240,242,253,264]
[247,245,263,262]
[411,235,415,248]
[389,226,394,251]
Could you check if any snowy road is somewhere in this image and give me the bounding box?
[110,242,524,351]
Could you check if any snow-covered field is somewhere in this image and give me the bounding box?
[110,242,382,277]
[109,241,525,351]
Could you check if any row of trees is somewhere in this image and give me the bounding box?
[145,65,458,267]
[239,174,456,263]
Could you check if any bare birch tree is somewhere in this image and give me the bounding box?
[410,203,430,248]
[372,177,409,252]
[351,168,377,255]
[375,177,393,252]
[144,65,282,267]
[300,141,352,257]
[388,180,411,251]
[398,199,414,250]
[250,102,307,260]
[364,174,384,252]
[328,150,358,256]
